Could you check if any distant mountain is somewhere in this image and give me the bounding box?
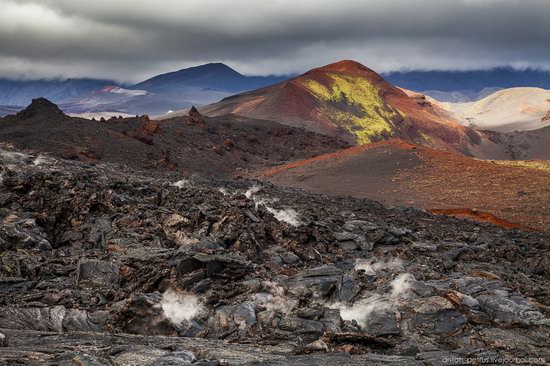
[0,78,118,106]
[131,63,288,94]
[384,67,550,92]
[192,60,492,155]
[384,67,550,101]
[437,87,550,132]
[0,63,289,115]
[422,87,503,103]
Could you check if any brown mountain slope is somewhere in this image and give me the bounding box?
[0,99,348,178]
[256,139,550,231]
[482,125,550,160]
[198,60,496,156]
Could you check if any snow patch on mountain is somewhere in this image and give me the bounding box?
[101,86,149,96]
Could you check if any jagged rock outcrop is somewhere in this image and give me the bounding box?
[188,106,205,125]
[15,98,65,120]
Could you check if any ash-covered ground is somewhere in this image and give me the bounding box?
[0,148,549,365]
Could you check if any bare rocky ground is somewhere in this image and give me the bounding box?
[0,99,348,179]
[0,148,549,365]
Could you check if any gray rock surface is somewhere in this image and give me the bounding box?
[0,148,548,365]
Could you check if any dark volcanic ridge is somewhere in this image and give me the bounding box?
[0,146,549,365]
[0,99,349,178]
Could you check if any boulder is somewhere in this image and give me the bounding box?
[304,339,329,353]
[286,266,359,302]
[476,291,549,325]
[362,308,401,336]
[212,302,257,337]
[0,213,51,250]
[278,316,325,342]
[280,251,300,264]
[0,306,65,332]
[117,292,175,336]
[76,259,120,288]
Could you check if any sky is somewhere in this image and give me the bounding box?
[0,0,549,82]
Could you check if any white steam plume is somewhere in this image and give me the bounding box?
[264,206,301,227]
[338,294,387,327]
[172,179,191,189]
[334,273,415,327]
[390,273,414,298]
[245,185,260,199]
[218,187,230,196]
[244,185,302,227]
[355,258,404,275]
[161,289,203,324]
[0,150,30,164]
[33,155,49,165]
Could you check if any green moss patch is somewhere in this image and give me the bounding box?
[302,73,398,144]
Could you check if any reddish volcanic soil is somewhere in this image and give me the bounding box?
[428,209,527,230]
[256,139,550,231]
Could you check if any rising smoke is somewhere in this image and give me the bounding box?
[334,273,415,327]
[161,289,204,324]
[355,258,404,275]
[244,185,302,227]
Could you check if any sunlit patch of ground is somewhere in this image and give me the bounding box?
[490,160,550,173]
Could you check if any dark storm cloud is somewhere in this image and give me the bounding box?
[1,0,549,81]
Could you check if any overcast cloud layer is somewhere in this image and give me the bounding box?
[1,0,549,82]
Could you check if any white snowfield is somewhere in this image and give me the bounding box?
[107,86,149,96]
[439,87,550,132]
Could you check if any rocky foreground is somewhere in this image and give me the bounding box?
[0,148,549,365]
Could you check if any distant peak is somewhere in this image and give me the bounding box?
[17,98,65,120]
[316,60,373,73]
[204,62,230,68]
[178,62,239,74]
[302,60,385,85]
